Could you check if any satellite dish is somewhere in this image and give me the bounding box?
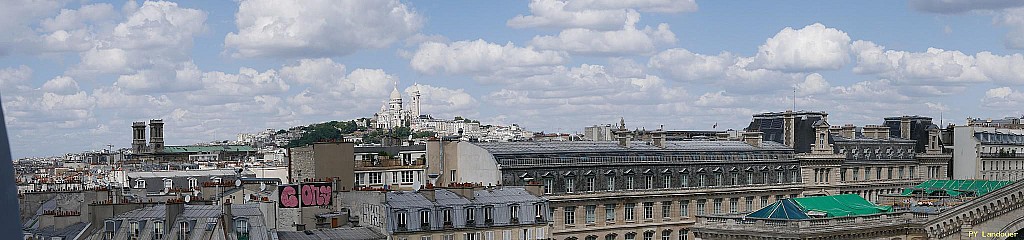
[260,182,267,191]
[184,195,191,203]
[412,180,422,192]
[235,179,242,187]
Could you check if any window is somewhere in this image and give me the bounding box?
[535,204,544,221]
[565,178,574,193]
[745,197,754,212]
[585,205,596,224]
[746,173,753,185]
[129,220,140,240]
[681,175,688,187]
[606,176,615,191]
[865,167,871,180]
[698,175,705,186]
[564,207,575,225]
[484,206,494,224]
[729,173,738,185]
[605,204,616,221]
[187,178,197,191]
[606,235,616,240]
[105,220,116,239]
[713,199,722,214]
[465,233,478,240]
[402,171,415,183]
[679,200,689,218]
[626,176,634,189]
[888,167,894,179]
[876,168,882,180]
[899,167,905,179]
[729,198,738,213]
[445,234,456,240]
[762,172,768,184]
[177,221,189,240]
[909,166,915,179]
[645,176,654,189]
[234,218,249,238]
[663,175,672,188]
[510,205,520,222]
[625,203,636,221]
[586,177,595,192]
[696,200,706,216]
[153,221,163,239]
[443,208,453,226]
[485,232,493,240]
[715,174,722,186]
[643,231,654,240]
[777,172,784,183]
[760,196,768,209]
[465,208,475,225]
[451,170,457,182]
[369,172,383,185]
[423,236,433,240]
[626,233,636,240]
[420,210,431,228]
[662,230,672,240]
[661,201,672,219]
[853,168,860,181]
[397,212,408,228]
[643,202,654,219]
[543,179,552,194]
[134,179,146,189]
[678,230,688,240]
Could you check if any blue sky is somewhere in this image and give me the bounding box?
[3,0,1024,158]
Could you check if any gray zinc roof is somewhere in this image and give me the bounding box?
[277,227,386,240]
[472,140,790,155]
[473,187,542,205]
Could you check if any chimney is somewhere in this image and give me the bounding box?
[841,124,856,139]
[900,117,911,139]
[743,132,763,148]
[651,128,666,148]
[149,119,165,153]
[223,199,234,235]
[524,181,543,196]
[131,122,147,153]
[164,200,185,234]
[926,127,942,154]
[419,188,436,202]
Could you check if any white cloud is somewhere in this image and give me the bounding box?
[983,87,1024,108]
[225,0,422,58]
[529,16,676,55]
[0,65,32,90]
[200,68,290,97]
[507,0,641,30]
[410,39,568,76]
[749,23,852,72]
[564,0,698,13]
[0,0,69,55]
[997,7,1024,49]
[114,61,203,93]
[695,91,737,107]
[794,73,830,96]
[40,76,80,95]
[976,52,1024,84]
[405,85,480,118]
[280,58,347,85]
[829,79,911,102]
[851,43,997,86]
[648,48,736,81]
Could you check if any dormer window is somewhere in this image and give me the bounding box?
[134,179,146,189]
[419,210,430,229]
[484,206,494,225]
[178,221,190,240]
[534,203,544,222]
[234,217,249,239]
[509,204,520,223]
[396,211,407,230]
[187,178,197,191]
[153,221,164,239]
[104,220,117,240]
[464,207,475,226]
[128,220,141,240]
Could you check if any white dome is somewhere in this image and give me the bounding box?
[390,86,402,100]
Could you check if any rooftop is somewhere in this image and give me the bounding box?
[901,179,1014,197]
[126,168,254,179]
[745,194,892,220]
[472,140,791,155]
[386,187,543,210]
[162,145,257,153]
[277,227,386,240]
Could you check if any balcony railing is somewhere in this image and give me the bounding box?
[696,212,928,235]
[355,158,425,168]
[979,153,1024,158]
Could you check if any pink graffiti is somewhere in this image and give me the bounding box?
[280,186,298,208]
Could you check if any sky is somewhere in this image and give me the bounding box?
[3,0,1024,159]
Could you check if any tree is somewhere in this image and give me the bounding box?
[413,131,437,138]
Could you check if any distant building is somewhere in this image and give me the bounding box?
[287,142,356,190]
[745,111,828,153]
[952,126,1024,180]
[883,115,936,153]
[374,84,419,129]
[353,145,427,191]
[126,168,254,196]
[340,186,550,240]
[84,201,272,240]
[966,116,1024,129]
[583,124,614,141]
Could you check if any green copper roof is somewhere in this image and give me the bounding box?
[745,194,891,220]
[901,179,1014,197]
[162,145,257,153]
[792,194,892,218]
